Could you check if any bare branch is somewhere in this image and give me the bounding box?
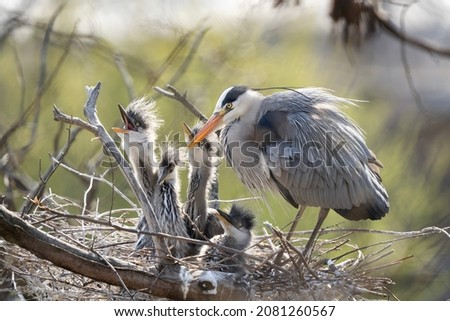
[52,105,98,135]
[114,53,137,100]
[166,27,209,85]
[21,127,82,214]
[0,22,76,150]
[372,3,450,57]
[154,84,207,121]
[399,3,427,113]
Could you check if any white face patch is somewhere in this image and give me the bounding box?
[222,222,251,245]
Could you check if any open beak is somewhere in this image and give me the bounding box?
[112,104,132,134]
[187,112,224,148]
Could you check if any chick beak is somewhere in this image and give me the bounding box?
[187,112,223,148]
[112,104,132,134]
[157,168,169,185]
[182,122,194,142]
[214,209,234,228]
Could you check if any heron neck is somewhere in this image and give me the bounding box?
[185,166,215,233]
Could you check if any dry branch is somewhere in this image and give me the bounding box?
[154,84,207,121]
[372,3,450,57]
[21,127,82,214]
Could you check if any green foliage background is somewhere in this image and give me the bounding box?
[0,1,448,300]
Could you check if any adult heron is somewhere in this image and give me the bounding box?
[189,86,389,256]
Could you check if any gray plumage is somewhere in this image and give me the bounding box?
[183,122,222,241]
[199,204,255,273]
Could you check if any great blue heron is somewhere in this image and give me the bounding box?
[182,122,223,241]
[199,204,255,273]
[189,86,389,256]
[113,98,161,250]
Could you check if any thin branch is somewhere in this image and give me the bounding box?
[0,22,75,149]
[114,53,137,100]
[372,2,450,57]
[399,2,427,113]
[21,127,82,215]
[53,160,136,208]
[154,84,207,121]
[52,105,98,135]
[166,27,209,86]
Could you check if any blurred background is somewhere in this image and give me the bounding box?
[0,0,449,300]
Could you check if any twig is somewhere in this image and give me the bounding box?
[269,223,319,280]
[53,160,136,208]
[154,84,207,121]
[114,53,136,100]
[21,127,82,215]
[52,105,98,135]
[0,23,75,149]
[166,27,209,85]
[372,2,450,57]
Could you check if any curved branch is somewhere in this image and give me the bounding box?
[373,5,450,57]
[154,84,207,121]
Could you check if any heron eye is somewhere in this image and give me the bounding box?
[135,121,141,128]
[237,222,242,227]
[224,103,233,110]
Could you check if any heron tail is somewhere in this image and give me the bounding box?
[335,182,389,221]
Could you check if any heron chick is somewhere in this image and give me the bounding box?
[199,204,255,273]
[183,122,223,242]
[154,143,192,258]
[113,98,161,251]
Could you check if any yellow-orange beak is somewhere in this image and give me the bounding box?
[187,113,224,148]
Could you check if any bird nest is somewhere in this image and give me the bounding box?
[0,197,406,301]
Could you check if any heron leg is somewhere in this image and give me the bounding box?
[303,207,329,259]
[286,205,307,241]
[273,205,307,265]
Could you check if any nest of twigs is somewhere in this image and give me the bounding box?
[0,194,413,301]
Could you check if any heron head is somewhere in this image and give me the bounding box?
[214,204,255,246]
[188,86,263,148]
[112,98,162,144]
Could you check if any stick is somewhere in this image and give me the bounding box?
[154,84,207,121]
